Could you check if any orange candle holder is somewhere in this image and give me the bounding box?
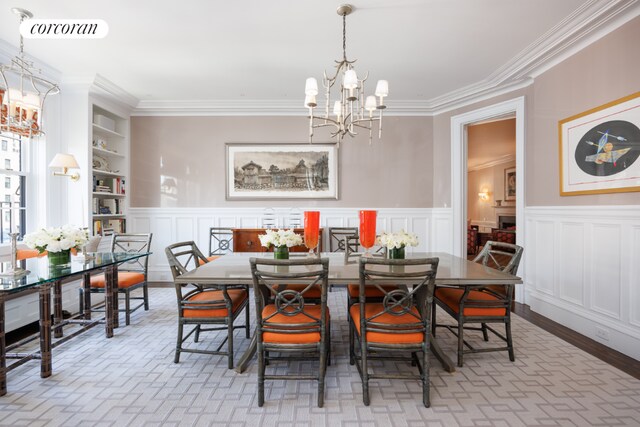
[304,211,320,255]
[359,210,377,256]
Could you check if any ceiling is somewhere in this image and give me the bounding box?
[0,0,622,109]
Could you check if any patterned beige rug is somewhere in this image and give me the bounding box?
[1,287,638,426]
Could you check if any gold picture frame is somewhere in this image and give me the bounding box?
[558,92,640,196]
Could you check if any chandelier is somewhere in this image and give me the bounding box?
[304,4,388,144]
[0,8,59,138]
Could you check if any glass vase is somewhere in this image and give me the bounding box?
[274,245,289,260]
[359,210,377,256]
[388,246,405,259]
[48,249,71,267]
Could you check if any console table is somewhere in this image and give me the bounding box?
[0,251,149,396]
[232,228,324,253]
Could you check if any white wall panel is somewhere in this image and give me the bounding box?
[631,225,640,328]
[558,222,585,306]
[130,207,440,280]
[525,205,640,361]
[534,220,555,295]
[591,224,622,319]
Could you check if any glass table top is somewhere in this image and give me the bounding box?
[0,252,151,294]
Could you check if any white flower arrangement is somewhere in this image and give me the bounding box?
[258,229,303,249]
[23,225,89,253]
[376,230,419,249]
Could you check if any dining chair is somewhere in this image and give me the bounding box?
[344,235,393,306]
[261,207,277,228]
[85,233,152,325]
[432,241,523,367]
[287,207,302,228]
[209,227,233,257]
[165,241,250,369]
[349,256,439,407]
[249,257,330,407]
[328,227,359,252]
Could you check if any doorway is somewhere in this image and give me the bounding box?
[467,117,516,255]
[450,97,525,302]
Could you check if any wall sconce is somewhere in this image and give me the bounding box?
[49,153,80,181]
[478,191,490,201]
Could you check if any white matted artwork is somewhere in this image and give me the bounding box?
[226,143,338,200]
[559,92,640,196]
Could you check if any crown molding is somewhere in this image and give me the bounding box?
[131,99,435,117]
[91,74,139,110]
[467,154,516,172]
[132,0,639,117]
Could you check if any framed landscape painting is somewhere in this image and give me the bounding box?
[226,143,339,200]
[559,92,640,196]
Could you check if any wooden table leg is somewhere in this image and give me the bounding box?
[39,284,52,378]
[104,266,115,338]
[0,293,6,396]
[53,280,63,338]
[234,330,257,374]
[112,268,119,329]
[83,273,91,320]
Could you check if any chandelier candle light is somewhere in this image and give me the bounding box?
[0,8,59,138]
[304,4,388,145]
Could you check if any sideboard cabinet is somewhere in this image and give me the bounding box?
[232,228,323,253]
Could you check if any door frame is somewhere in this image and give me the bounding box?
[450,96,526,302]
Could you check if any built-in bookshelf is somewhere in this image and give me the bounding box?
[90,104,128,235]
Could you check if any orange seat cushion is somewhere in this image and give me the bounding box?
[435,288,506,317]
[90,272,145,289]
[277,284,322,299]
[183,289,248,318]
[349,304,425,344]
[17,249,44,260]
[261,304,329,344]
[198,255,220,266]
[347,284,400,298]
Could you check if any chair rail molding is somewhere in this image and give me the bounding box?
[128,207,451,281]
[524,204,640,360]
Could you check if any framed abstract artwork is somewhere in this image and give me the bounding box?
[559,92,640,196]
[504,167,516,201]
[225,143,339,200]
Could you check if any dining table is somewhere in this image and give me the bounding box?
[0,251,150,396]
[174,251,523,374]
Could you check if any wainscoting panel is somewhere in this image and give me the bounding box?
[631,225,640,328]
[524,205,640,360]
[558,222,585,307]
[129,207,449,282]
[591,223,622,320]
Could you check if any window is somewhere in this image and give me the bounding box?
[0,134,26,243]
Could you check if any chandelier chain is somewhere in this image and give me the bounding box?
[342,12,347,62]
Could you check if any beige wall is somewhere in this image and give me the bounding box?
[130,18,640,210]
[528,16,640,206]
[467,160,516,222]
[433,16,640,207]
[130,116,434,208]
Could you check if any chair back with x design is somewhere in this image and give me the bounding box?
[111,233,153,274]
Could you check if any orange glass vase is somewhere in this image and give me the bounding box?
[359,210,377,256]
[304,211,320,255]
